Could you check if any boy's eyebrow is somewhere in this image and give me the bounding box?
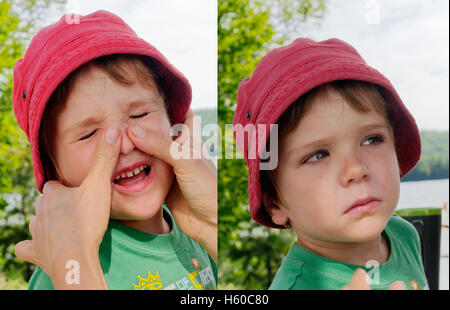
[359,123,389,131]
[65,116,105,134]
[287,122,389,155]
[122,98,155,112]
[65,99,158,134]
[287,138,330,156]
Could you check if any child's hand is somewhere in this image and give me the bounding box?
[341,268,407,290]
[14,127,122,289]
[128,109,217,262]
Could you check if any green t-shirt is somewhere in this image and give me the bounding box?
[269,214,428,290]
[28,205,217,290]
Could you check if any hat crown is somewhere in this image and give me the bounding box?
[13,10,135,136]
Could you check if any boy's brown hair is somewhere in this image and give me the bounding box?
[261,80,395,224]
[39,54,167,184]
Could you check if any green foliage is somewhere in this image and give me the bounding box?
[218,0,326,289]
[402,131,449,181]
[0,271,27,289]
[0,0,66,282]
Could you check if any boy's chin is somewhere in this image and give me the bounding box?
[109,196,166,221]
[339,216,389,242]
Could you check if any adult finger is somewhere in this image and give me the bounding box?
[28,215,36,236]
[34,196,43,216]
[42,180,62,195]
[182,109,200,138]
[15,240,38,266]
[83,126,122,189]
[128,123,181,167]
[183,109,195,128]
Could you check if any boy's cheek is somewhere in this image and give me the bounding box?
[136,112,172,136]
[55,143,97,187]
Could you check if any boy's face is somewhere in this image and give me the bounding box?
[270,87,400,243]
[53,64,174,221]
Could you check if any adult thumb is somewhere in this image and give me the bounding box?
[15,240,37,266]
[128,123,178,167]
[84,126,121,189]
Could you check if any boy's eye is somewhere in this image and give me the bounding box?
[362,135,384,145]
[130,112,149,119]
[80,129,97,141]
[303,150,329,164]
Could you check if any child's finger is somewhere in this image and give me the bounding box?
[389,281,407,290]
[83,126,122,189]
[345,268,371,290]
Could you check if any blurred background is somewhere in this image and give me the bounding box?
[218,0,448,289]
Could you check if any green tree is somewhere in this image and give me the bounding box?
[0,0,65,283]
[218,0,326,289]
[402,131,449,181]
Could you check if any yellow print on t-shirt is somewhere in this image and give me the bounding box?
[133,265,216,290]
[133,271,162,290]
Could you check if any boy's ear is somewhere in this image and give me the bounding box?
[262,192,289,227]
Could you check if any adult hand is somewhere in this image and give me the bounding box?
[341,268,407,290]
[14,127,122,289]
[128,109,217,262]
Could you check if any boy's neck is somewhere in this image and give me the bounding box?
[117,208,171,235]
[296,233,390,267]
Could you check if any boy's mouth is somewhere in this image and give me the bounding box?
[345,196,381,215]
[112,162,153,193]
[114,165,150,185]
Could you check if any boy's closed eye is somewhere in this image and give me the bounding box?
[301,134,385,164]
[78,112,150,141]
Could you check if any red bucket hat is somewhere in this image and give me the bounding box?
[12,10,192,193]
[233,38,421,228]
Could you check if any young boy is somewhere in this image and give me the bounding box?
[12,10,216,290]
[233,38,428,290]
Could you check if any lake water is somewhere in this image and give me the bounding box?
[397,179,448,290]
[397,179,449,210]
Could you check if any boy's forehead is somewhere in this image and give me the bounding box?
[67,65,160,102]
[73,64,158,92]
[58,70,164,133]
[280,96,390,152]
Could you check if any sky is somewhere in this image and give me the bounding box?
[45,0,217,111]
[291,0,449,131]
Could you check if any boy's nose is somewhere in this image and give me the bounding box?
[340,154,369,186]
[116,123,135,155]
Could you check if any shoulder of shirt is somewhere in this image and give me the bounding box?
[386,213,421,251]
[269,256,307,290]
[163,203,214,261]
[163,204,218,281]
[28,266,54,290]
